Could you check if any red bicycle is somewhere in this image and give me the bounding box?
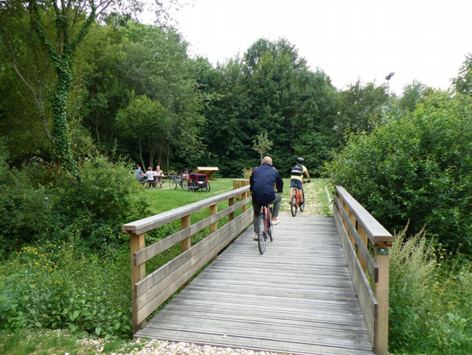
[290,184,305,217]
[258,204,273,254]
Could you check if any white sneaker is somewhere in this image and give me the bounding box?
[272,218,280,225]
[253,233,259,241]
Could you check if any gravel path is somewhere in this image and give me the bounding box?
[79,337,289,355]
[125,340,288,355]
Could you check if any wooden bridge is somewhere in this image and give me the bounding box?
[122,185,392,355]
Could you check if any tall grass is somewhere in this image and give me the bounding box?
[389,226,472,354]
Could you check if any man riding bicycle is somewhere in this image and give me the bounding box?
[290,157,311,204]
[250,156,284,241]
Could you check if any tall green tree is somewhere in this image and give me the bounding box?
[111,23,205,169]
[334,79,388,141]
[452,53,472,96]
[399,80,428,112]
[116,93,169,168]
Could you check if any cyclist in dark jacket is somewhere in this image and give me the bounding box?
[250,156,283,240]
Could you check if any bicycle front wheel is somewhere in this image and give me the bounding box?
[169,178,177,190]
[291,194,298,217]
[181,179,189,191]
[300,190,305,212]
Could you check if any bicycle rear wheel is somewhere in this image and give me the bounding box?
[268,207,273,241]
[258,231,266,254]
[300,190,305,212]
[169,178,177,190]
[291,194,298,217]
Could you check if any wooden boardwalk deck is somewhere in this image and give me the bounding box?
[135,214,374,355]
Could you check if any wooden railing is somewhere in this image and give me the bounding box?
[333,186,393,355]
[122,185,252,334]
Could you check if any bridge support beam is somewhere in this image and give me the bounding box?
[210,204,218,262]
[374,242,390,355]
[181,215,191,288]
[131,233,146,334]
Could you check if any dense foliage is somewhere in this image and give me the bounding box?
[325,92,472,252]
[389,228,472,354]
[0,139,149,258]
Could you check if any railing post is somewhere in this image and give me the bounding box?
[228,197,235,221]
[181,215,191,288]
[374,242,390,355]
[131,233,146,334]
[210,204,218,262]
[358,224,368,274]
[241,191,248,213]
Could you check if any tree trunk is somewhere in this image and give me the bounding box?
[138,137,145,169]
[51,61,79,177]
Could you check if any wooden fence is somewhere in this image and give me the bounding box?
[333,186,393,355]
[122,185,252,333]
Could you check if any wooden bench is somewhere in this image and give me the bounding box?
[140,180,164,189]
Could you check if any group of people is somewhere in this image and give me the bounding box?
[135,165,164,189]
[250,156,310,241]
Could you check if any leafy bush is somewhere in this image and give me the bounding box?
[389,228,472,354]
[0,142,150,256]
[325,92,472,253]
[0,242,132,339]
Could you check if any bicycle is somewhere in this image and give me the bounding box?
[290,183,306,217]
[169,172,189,191]
[258,204,273,254]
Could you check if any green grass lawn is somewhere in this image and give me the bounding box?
[138,177,332,217]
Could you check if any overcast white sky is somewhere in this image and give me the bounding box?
[150,0,472,95]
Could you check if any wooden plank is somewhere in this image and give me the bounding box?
[123,186,251,235]
[136,328,374,355]
[136,210,251,297]
[335,186,392,245]
[134,197,251,265]
[135,211,252,323]
[336,197,378,281]
[130,233,146,333]
[135,209,252,298]
[145,315,372,349]
[334,205,377,342]
[135,214,373,354]
[136,213,252,323]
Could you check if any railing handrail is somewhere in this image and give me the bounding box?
[335,186,392,245]
[124,182,252,334]
[122,185,251,235]
[333,185,392,355]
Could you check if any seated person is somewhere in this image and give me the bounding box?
[154,165,164,182]
[135,166,145,181]
[145,167,156,188]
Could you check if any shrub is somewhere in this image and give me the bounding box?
[389,228,472,354]
[0,143,150,255]
[325,92,472,253]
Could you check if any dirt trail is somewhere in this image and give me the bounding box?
[280,182,330,216]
